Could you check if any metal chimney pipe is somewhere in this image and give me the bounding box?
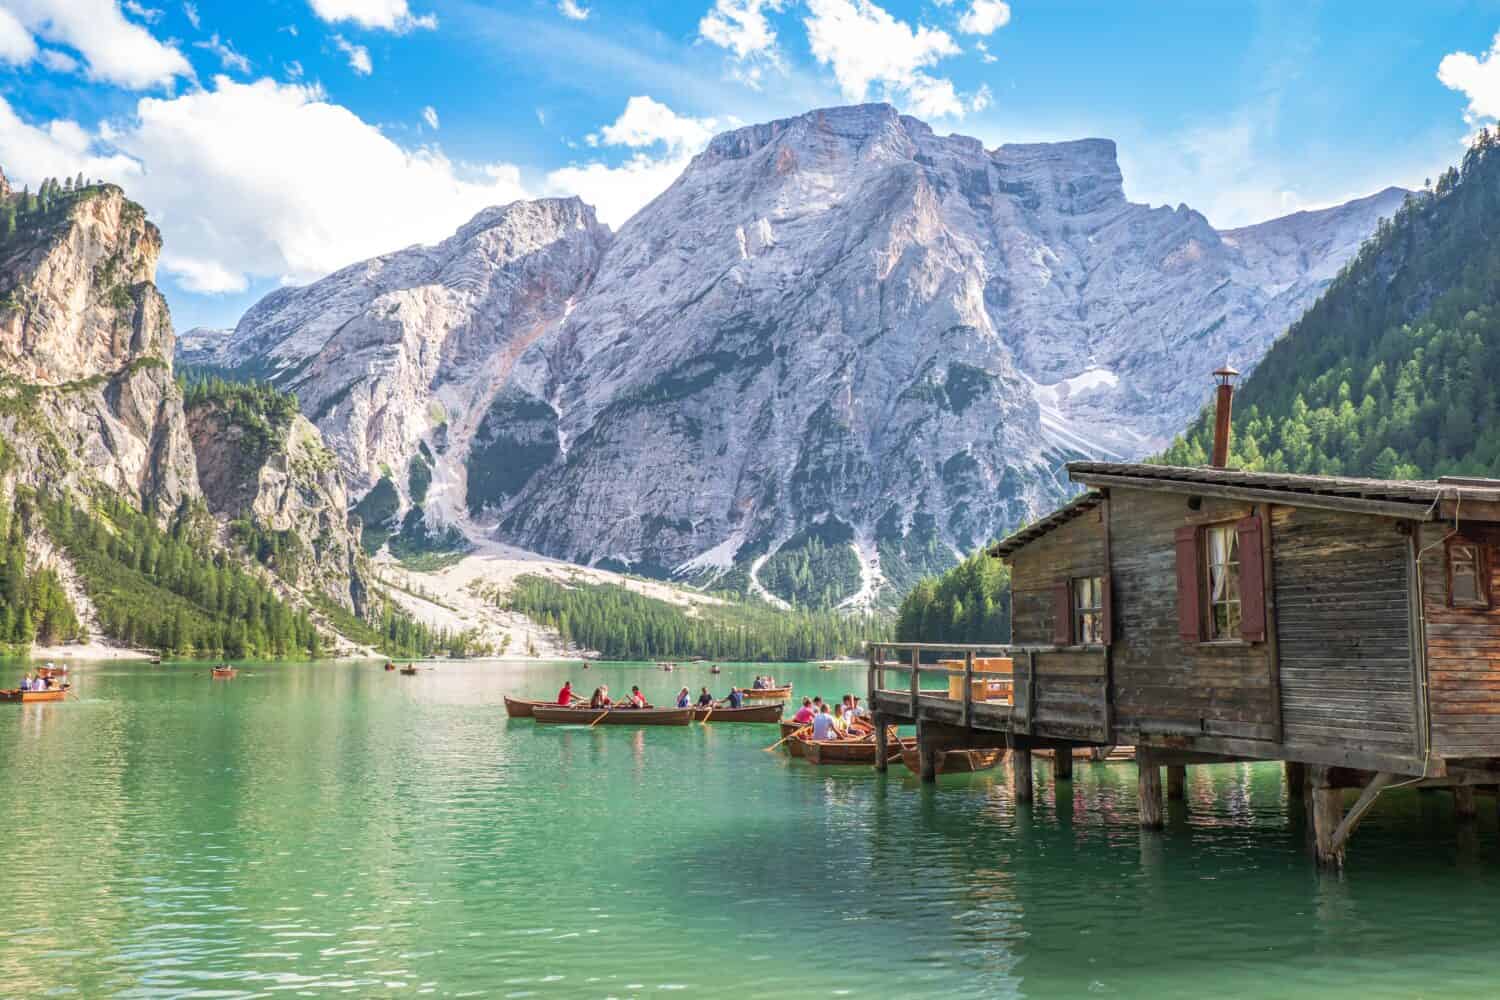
[1210,366,1239,469]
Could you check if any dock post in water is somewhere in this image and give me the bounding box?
[1012,747,1034,803]
[1054,747,1073,781]
[1284,761,1306,800]
[1454,785,1478,821]
[873,714,890,773]
[917,725,939,783]
[1137,749,1163,829]
[1310,766,1345,869]
[1166,764,1186,800]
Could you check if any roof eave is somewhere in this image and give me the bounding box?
[1069,471,1439,522]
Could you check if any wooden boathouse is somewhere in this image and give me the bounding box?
[869,371,1500,866]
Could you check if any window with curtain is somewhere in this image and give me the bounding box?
[1448,541,1489,609]
[1203,523,1241,641]
[1072,576,1104,645]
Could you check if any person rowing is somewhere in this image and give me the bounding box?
[557,680,577,706]
[722,687,745,709]
[624,685,649,708]
[696,687,714,707]
[811,703,841,740]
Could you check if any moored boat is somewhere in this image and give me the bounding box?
[399,666,418,675]
[898,746,1005,775]
[212,666,236,678]
[1,687,67,703]
[531,705,693,726]
[741,685,792,700]
[690,702,784,723]
[504,696,583,718]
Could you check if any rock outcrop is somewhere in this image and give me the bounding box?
[0,182,198,512]
[205,104,1407,604]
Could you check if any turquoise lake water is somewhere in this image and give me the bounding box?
[1,657,1499,997]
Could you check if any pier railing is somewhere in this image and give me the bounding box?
[866,641,1108,737]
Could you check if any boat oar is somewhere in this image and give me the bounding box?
[588,707,612,728]
[764,724,810,753]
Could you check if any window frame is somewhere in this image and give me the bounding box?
[1446,538,1491,610]
[1201,522,1243,643]
[1071,575,1104,646]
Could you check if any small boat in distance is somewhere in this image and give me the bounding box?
[531,705,692,726]
[384,662,396,672]
[0,687,68,703]
[211,666,236,679]
[899,746,1005,775]
[710,665,721,675]
[742,685,792,700]
[399,665,418,675]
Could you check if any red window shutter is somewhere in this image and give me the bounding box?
[1053,580,1073,646]
[1101,574,1113,646]
[1174,525,1200,643]
[1237,515,1267,642]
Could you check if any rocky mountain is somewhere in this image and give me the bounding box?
[202,104,1406,607]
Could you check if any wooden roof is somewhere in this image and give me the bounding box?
[1069,462,1500,520]
[989,491,1103,558]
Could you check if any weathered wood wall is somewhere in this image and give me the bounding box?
[1108,490,1276,740]
[1007,508,1106,644]
[1273,507,1416,757]
[1031,649,1107,739]
[1419,523,1500,756]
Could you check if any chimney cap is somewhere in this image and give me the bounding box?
[1213,365,1240,379]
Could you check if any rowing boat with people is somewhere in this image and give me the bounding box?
[691,702,784,723]
[0,687,67,703]
[801,734,913,765]
[504,695,584,718]
[531,705,693,726]
[741,685,792,700]
[211,666,237,679]
[898,746,1005,775]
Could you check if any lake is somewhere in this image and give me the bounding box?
[1,658,1499,998]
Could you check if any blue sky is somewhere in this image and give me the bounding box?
[1,0,1499,330]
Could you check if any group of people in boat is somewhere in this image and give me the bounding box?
[790,694,867,740]
[750,675,779,690]
[16,671,63,692]
[555,681,653,709]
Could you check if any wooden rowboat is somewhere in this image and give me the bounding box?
[211,667,236,678]
[691,702,784,723]
[898,746,1005,775]
[802,735,913,766]
[0,688,67,703]
[504,696,584,718]
[531,705,693,726]
[741,685,792,700]
[399,666,418,675]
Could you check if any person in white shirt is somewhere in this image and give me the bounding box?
[811,705,840,741]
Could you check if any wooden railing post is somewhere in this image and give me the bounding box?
[962,650,974,728]
[867,643,877,703]
[909,647,920,717]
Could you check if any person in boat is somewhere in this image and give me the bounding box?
[557,681,576,706]
[832,703,850,736]
[752,676,766,690]
[764,675,776,688]
[696,687,714,707]
[848,696,866,721]
[18,674,30,692]
[625,685,648,708]
[792,697,815,725]
[811,703,841,741]
[676,686,692,708]
[589,686,611,709]
[722,687,745,709]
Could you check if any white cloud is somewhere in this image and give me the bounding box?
[194,33,250,73]
[1439,32,1500,123]
[421,104,439,129]
[123,0,163,23]
[957,0,1009,36]
[285,59,304,79]
[975,39,995,63]
[699,0,787,88]
[0,7,37,64]
[557,0,589,20]
[803,0,972,118]
[40,48,79,72]
[331,34,372,75]
[0,78,531,294]
[307,0,435,32]
[4,0,192,89]
[182,1,199,28]
[546,96,719,228]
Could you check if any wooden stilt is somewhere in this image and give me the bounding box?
[917,723,938,784]
[1012,747,1034,803]
[1310,766,1345,869]
[1137,749,1163,829]
[1054,748,1074,781]
[1454,784,1478,821]
[873,714,889,773]
[1166,764,1186,801]
[1284,761,1306,799]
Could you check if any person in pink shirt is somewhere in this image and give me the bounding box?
[792,697,816,724]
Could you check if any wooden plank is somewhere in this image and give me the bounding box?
[1259,502,1283,741]
[1073,472,1436,522]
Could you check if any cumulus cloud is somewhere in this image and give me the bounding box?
[957,0,1009,36]
[421,104,439,129]
[557,0,590,20]
[698,0,786,88]
[803,0,972,118]
[0,78,531,293]
[194,33,250,73]
[547,96,720,228]
[0,7,37,65]
[40,48,79,72]
[1439,32,1500,123]
[975,39,996,64]
[4,0,192,89]
[307,0,435,32]
[332,34,372,75]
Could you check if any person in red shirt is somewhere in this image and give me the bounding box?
[557,681,575,706]
[626,685,648,708]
